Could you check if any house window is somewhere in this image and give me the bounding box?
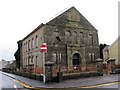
[89,53,92,62]
[66,31,71,37]
[26,42,28,52]
[89,34,93,45]
[92,53,95,61]
[28,56,30,64]
[59,53,62,63]
[25,58,28,67]
[35,35,38,48]
[23,58,25,67]
[28,40,31,51]
[35,56,38,67]
[80,32,84,45]
[31,38,34,49]
[52,53,57,63]
[89,53,95,62]
[65,30,72,43]
[73,31,77,44]
[23,43,25,53]
[31,56,34,63]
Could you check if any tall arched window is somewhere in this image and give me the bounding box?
[26,42,28,52]
[73,53,80,66]
[23,43,25,53]
[31,38,34,49]
[73,31,77,44]
[65,30,71,43]
[31,56,34,63]
[89,34,93,45]
[35,35,38,48]
[52,52,57,63]
[28,40,31,51]
[80,32,84,45]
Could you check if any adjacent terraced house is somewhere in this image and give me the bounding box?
[15,7,100,82]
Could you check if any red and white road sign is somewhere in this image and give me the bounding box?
[40,43,47,53]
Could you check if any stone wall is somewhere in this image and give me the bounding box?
[44,7,99,70]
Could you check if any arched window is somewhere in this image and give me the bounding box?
[73,31,77,44]
[65,30,71,43]
[80,32,84,45]
[26,42,28,52]
[31,38,34,49]
[28,40,31,51]
[35,35,38,48]
[52,52,57,63]
[89,34,93,45]
[23,43,25,53]
[73,53,80,66]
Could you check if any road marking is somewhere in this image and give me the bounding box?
[14,84,19,90]
[13,79,33,89]
[80,81,120,88]
[14,84,17,88]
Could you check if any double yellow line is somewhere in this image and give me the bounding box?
[80,81,120,88]
[14,78,120,89]
[14,79,33,89]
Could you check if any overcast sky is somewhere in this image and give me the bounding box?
[0,0,119,61]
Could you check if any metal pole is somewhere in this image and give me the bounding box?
[58,42,60,73]
[43,52,45,83]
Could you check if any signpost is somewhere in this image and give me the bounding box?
[40,43,47,83]
[40,43,47,53]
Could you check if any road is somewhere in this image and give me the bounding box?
[0,71,28,90]
[0,71,120,89]
[80,81,119,88]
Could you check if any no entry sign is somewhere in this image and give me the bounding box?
[40,43,47,53]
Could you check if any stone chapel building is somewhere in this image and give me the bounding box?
[15,7,100,79]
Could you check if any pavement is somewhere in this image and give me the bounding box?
[1,71,120,89]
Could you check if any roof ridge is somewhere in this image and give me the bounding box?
[43,6,75,24]
[109,36,119,49]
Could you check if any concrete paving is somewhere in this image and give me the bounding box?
[1,71,120,88]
